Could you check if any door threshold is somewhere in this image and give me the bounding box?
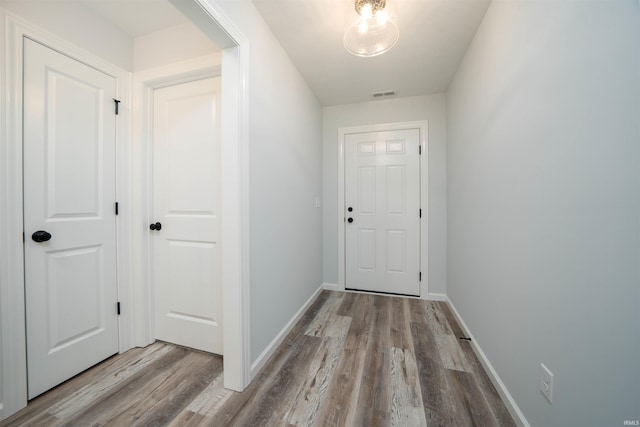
[345,288,420,298]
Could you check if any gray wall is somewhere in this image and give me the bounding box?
[446,1,640,425]
[323,94,447,296]
[216,2,323,362]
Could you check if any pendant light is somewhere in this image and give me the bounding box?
[344,0,399,57]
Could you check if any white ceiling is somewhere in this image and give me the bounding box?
[83,0,188,38]
[252,0,491,106]
[71,0,489,106]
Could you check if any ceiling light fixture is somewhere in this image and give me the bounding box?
[344,0,399,57]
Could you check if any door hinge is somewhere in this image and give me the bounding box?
[115,202,119,215]
[113,98,121,115]
[419,145,422,155]
[419,208,422,218]
[23,231,25,242]
[419,272,422,281]
[117,302,121,315]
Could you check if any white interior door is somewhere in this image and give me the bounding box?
[23,38,119,399]
[344,128,421,296]
[152,76,223,355]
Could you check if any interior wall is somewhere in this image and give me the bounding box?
[446,1,640,425]
[133,21,219,71]
[0,1,133,70]
[201,1,323,362]
[322,94,447,296]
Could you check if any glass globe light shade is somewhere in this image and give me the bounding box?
[344,15,399,57]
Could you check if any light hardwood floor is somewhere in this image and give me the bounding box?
[2,291,515,427]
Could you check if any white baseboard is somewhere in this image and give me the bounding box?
[445,296,530,427]
[250,284,324,379]
[322,282,339,291]
[427,292,447,301]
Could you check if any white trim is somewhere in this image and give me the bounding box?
[322,282,340,291]
[249,285,324,379]
[0,10,131,420]
[427,293,447,302]
[0,12,27,420]
[219,44,252,392]
[446,296,530,427]
[115,69,134,354]
[337,121,429,298]
[192,0,252,392]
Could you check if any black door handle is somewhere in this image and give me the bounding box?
[348,207,353,212]
[32,230,52,242]
[347,218,354,223]
[150,222,162,231]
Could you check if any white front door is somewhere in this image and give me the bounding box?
[23,38,119,399]
[344,128,421,296]
[152,76,223,355]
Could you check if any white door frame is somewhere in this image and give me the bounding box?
[188,0,252,393]
[338,121,429,298]
[0,0,251,419]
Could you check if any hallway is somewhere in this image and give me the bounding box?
[3,291,514,426]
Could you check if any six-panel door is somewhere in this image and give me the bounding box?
[345,129,421,296]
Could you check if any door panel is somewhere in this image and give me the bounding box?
[46,245,104,352]
[358,166,376,214]
[153,77,222,355]
[358,228,376,271]
[386,165,406,214]
[23,38,118,399]
[386,230,406,273]
[345,128,421,296]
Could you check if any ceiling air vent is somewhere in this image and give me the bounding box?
[370,90,397,100]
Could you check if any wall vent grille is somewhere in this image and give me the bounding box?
[371,90,397,100]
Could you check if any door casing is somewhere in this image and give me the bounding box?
[338,121,429,298]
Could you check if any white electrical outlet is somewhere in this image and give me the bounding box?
[540,363,554,404]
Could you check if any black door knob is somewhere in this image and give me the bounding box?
[348,207,353,212]
[150,222,162,231]
[32,230,52,242]
[347,218,354,223]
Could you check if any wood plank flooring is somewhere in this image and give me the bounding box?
[2,291,515,427]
